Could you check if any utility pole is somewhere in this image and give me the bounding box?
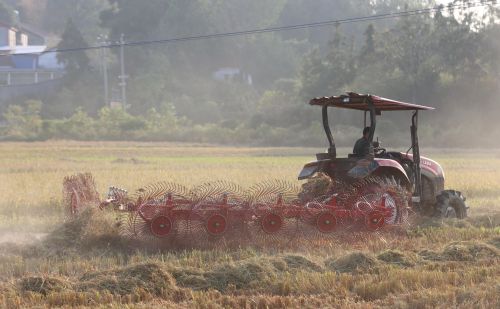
[98,35,109,107]
[119,33,128,110]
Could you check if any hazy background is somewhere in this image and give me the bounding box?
[0,0,498,149]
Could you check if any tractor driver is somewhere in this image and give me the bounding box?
[353,127,372,156]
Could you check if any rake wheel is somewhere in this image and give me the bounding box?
[188,206,230,245]
[261,212,283,234]
[316,212,338,233]
[206,214,227,236]
[247,180,301,244]
[191,206,250,247]
[136,206,176,241]
[119,181,192,248]
[250,205,300,244]
[300,199,338,239]
[150,214,174,237]
[125,205,190,250]
[187,181,248,247]
[365,210,385,230]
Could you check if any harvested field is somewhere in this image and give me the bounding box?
[0,142,499,308]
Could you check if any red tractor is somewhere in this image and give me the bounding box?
[298,92,468,221]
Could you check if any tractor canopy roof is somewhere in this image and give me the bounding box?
[310,92,434,111]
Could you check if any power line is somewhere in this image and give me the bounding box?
[2,0,498,56]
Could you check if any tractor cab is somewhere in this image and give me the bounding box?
[299,92,442,207]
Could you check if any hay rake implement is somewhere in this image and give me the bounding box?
[63,173,408,248]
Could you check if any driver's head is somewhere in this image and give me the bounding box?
[363,127,370,138]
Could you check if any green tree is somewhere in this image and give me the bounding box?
[2,100,43,140]
[43,0,108,40]
[359,24,376,65]
[56,19,91,73]
[100,0,169,41]
[97,106,146,139]
[299,27,356,99]
[145,102,179,140]
[60,108,96,140]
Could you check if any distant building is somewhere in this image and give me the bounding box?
[0,21,63,88]
[0,21,28,48]
[0,21,64,103]
[212,67,253,85]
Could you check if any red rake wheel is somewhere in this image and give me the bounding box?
[365,211,385,231]
[150,215,173,238]
[188,207,242,248]
[247,181,301,245]
[299,196,343,240]
[250,206,300,245]
[206,214,227,236]
[261,213,283,234]
[125,205,180,249]
[316,212,337,234]
[188,181,248,248]
[118,181,193,249]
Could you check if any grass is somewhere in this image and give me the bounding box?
[0,141,499,308]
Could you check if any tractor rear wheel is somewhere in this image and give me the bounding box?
[352,176,410,227]
[435,190,468,219]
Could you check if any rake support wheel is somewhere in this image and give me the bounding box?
[206,213,228,236]
[127,205,179,247]
[150,215,173,238]
[316,212,337,233]
[365,211,385,230]
[187,181,247,247]
[250,205,300,244]
[261,212,283,234]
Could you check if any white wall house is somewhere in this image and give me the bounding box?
[0,22,28,49]
[0,22,63,87]
[213,67,253,85]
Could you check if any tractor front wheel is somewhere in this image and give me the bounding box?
[435,190,468,219]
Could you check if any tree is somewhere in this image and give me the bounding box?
[2,100,43,140]
[43,0,108,40]
[56,19,91,73]
[58,108,96,140]
[299,27,356,99]
[382,13,437,103]
[359,24,376,65]
[100,0,169,41]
